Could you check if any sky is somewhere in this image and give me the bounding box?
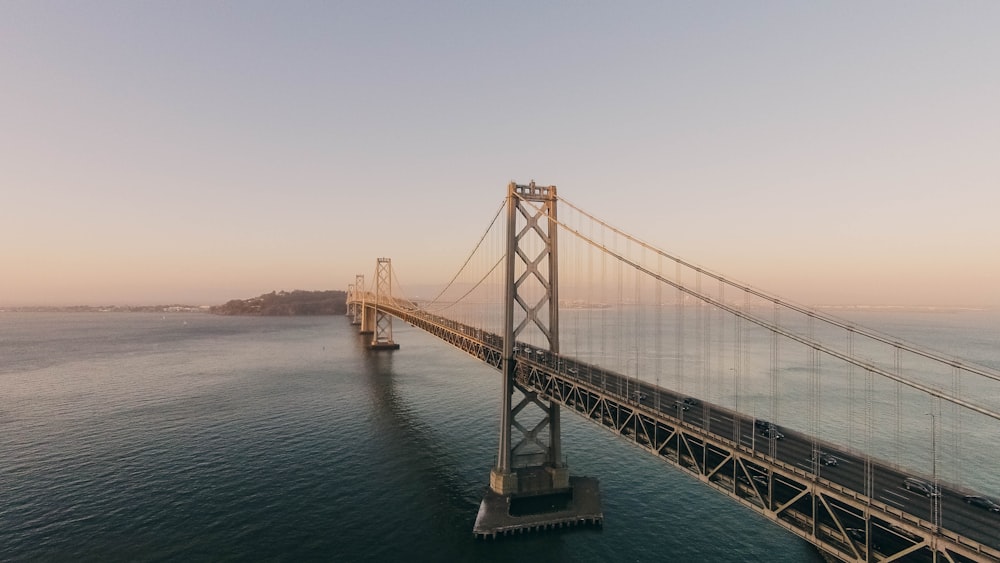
[2,2,999,307]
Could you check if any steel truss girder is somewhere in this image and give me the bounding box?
[371,305,504,370]
[511,359,998,563]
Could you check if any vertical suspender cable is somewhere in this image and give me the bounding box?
[848,329,855,452]
[733,288,743,444]
[895,347,902,467]
[866,368,874,498]
[694,270,708,404]
[952,364,961,485]
[618,238,624,380]
[717,279,725,405]
[932,395,941,531]
[676,261,684,395]
[635,245,641,389]
[770,302,779,459]
[572,208,580,357]
[810,315,819,475]
[587,217,594,366]
[656,253,663,413]
[601,228,607,372]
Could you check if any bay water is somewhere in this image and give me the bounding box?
[2,309,995,561]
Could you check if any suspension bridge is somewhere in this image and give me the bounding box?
[345,182,1000,563]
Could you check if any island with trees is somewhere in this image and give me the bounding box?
[210,290,346,316]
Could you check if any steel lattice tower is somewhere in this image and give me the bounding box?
[346,283,355,319]
[354,274,366,329]
[491,181,567,493]
[369,258,400,350]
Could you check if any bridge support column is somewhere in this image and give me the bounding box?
[546,465,569,489]
[368,258,399,350]
[489,468,518,495]
[474,181,602,539]
[351,275,364,326]
[359,305,374,335]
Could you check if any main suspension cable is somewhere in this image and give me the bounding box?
[423,199,506,309]
[515,193,1000,421]
[556,195,1000,385]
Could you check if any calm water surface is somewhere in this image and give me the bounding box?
[3,310,995,561]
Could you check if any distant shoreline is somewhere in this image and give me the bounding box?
[0,305,208,313]
[1,290,349,316]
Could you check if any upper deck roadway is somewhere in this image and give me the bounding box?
[356,296,1000,563]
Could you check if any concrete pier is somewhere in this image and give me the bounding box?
[472,476,603,540]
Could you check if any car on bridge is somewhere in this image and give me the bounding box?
[809,452,838,466]
[674,397,698,411]
[903,477,940,497]
[758,426,784,440]
[963,495,1000,513]
[631,391,647,401]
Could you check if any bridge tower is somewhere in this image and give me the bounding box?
[475,181,602,538]
[351,274,371,328]
[346,283,355,319]
[368,258,400,350]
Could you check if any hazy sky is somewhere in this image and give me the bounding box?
[3,2,998,307]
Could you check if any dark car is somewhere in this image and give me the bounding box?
[681,397,698,407]
[903,477,940,497]
[963,495,1000,513]
[759,427,784,440]
[810,452,838,466]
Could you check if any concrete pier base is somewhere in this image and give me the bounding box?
[490,468,519,495]
[473,476,602,540]
[367,342,400,350]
